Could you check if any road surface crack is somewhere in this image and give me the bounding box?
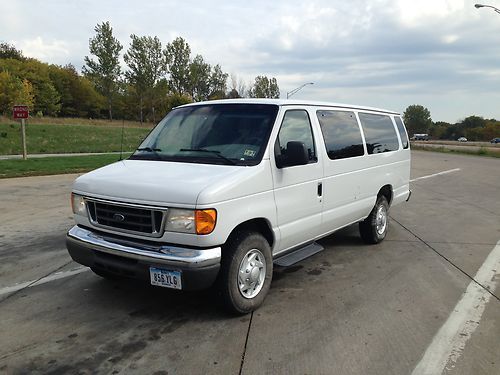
[239,311,253,375]
[0,260,73,304]
[391,217,500,303]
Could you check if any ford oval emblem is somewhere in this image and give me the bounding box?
[113,213,126,222]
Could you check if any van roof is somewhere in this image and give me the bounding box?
[177,98,400,116]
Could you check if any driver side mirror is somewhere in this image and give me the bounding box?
[276,141,309,168]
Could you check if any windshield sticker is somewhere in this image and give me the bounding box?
[243,149,256,157]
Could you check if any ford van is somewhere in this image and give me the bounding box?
[66,99,411,313]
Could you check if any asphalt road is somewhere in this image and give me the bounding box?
[0,150,499,375]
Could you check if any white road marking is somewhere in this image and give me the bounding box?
[410,168,461,183]
[412,240,500,375]
[0,267,89,296]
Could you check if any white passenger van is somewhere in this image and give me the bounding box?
[67,99,411,313]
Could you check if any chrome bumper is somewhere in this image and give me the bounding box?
[66,226,221,269]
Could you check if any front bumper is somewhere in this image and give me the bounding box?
[66,226,221,290]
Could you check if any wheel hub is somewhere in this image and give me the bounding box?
[238,249,266,299]
[376,205,387,235]
[249,267,260,282]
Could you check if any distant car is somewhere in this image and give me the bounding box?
[413,133,429,141]
[457,137,467,142]
[491,138,500,144]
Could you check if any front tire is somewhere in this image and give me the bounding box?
[218,231,273,314]
[359,195,389,244]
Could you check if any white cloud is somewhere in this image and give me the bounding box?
[394,0,466,27]
[17,37,71,64]
[442,34,460,44]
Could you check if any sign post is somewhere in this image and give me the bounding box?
[13,105,29,160]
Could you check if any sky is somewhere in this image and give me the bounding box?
[1,0,500,123]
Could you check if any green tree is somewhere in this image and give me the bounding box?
[0,71,22,114]
[430,121,450,140]
[188,54,211,101]
[403,105,432,135]
[17,79,35,110]
[149,78,170,122]
[208,64,228,100]
[165,37,191,95]
[50,64,104,117]
[0,42,24,60]
[461,115,486,129]
[49,64,78,116]
[83,21,123,120]
[249,76,280,98]
[482,121,500,140]
[35,81,61,116]
[164,92,192,113]
[0,55,62,116]
[452,116,487,141]
[124,34,166,123]
[186,56,228,101]
[74,75,105,118]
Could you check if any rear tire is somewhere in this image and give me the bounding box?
[217,231,273,314]
[359,196,389,244]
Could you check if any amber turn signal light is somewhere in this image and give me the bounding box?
[195,209,217,235]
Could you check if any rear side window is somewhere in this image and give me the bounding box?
[276,110,317,163]
[358,113,399,154]
[316,110,364,160]
[394,116,409,149]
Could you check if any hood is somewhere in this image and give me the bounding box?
[73,159,247,206]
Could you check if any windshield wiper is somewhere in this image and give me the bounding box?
[136,147,162,152]
[179,148,236,165]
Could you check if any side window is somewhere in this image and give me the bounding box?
[358,113,399,154]
[316,110,364,160]
[394,116,409,149]
[276,110,317,163]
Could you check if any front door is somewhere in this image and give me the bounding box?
[271,109,323,253]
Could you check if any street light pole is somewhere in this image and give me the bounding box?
[286,82,314,99]
[475,3,500,14]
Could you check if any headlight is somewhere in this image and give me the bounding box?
[166,209,195,233]
[166,208,217,235]
[71,193,87,217]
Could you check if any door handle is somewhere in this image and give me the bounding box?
[317,182,323,197]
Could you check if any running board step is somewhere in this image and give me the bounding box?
[273,242,324,267]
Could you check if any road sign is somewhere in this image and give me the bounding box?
[12,105,29,159]
[13,105,29,119]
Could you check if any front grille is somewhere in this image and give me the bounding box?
[87,200,165,236]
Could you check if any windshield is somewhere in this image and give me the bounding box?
[130,103,279,166]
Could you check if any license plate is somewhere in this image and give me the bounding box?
[149,267,182,290]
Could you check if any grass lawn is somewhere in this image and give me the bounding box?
[0,115,153,128]
[0,122,152,155]
[0,153,131,178]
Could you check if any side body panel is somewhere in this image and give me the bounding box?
[306,107,411,242]
[313,107,374,234]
